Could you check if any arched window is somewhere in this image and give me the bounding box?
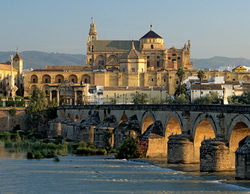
[69,74,78,83]
[82,74,91,84]
[42,74,51,83]
[31,75,38,83]
[55,74,64,83]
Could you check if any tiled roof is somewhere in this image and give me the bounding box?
[92,40,140,52]
[121,47,144,59]
[140,30,162,39]
[191,84,222,90]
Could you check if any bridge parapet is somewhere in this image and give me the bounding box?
[58,104,250,113]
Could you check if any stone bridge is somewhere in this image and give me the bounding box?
[54,104,250,172]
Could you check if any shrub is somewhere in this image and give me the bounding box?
[116,137,139,159]
[9,108,17,116]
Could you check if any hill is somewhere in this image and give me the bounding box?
[1,51,250,71]
[0,51,86,70]
[191,56,250,70]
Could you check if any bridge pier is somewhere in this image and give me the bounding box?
[147,134,167,158]
[200,139,234,172]
[168,134,195,164]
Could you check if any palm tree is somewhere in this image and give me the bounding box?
[176,67,185,95]
[197,70,205,100]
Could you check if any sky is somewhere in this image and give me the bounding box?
[1,0,250,59]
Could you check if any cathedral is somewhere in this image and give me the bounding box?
[23,20,249,105]
[86,19,193,71]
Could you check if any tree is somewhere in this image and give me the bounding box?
[228,90,250,104]
[172,94,189,104]
[174,83,188,97]
[131,92,148,104]
[25,87,57,131]
[176,67,185,95]
[197,70,205,100]
[193,91,222,104]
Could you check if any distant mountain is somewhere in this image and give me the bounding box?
[0,51,86,70]
[192,56,250,71]
[1,51,250,71]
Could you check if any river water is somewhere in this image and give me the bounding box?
[0,145,250,193]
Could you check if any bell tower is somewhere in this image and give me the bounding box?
[88,17,97,42]
[86,18,97,65]
[13,48,23,96]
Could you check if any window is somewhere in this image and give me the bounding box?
[168,57,171,60]
[178,57,181,60]
[45,79,48,83]
[152,78,154,82]
[92,46,94,52]
[147,56,150,59]
[33,79,36,83]
[164,78,166,82]
[58,79,61,83]
[157,61,160,67]
[151,45,154,49]
[147,61,150,67]
[172,59,176,62]
[132,68,135,72]
[88,47,90,52]
[157,56,160,59]
[98,60,104,66]
[172,54,176,56]
[176,81,179,84]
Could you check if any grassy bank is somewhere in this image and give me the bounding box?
[0,131,109,161]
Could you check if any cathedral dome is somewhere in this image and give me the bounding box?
[140,25,162,39]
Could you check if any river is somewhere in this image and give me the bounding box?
[0,145,250,193]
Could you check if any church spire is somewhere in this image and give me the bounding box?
[88,17,97,41]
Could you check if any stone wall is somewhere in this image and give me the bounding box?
[0,107,26,131]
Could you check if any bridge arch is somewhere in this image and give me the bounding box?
[140,111,156,134]
[164,112,183,137]
[227,115,250,152]
[120,111,128,123]
[74,114,79,122]
[192,114,217,162]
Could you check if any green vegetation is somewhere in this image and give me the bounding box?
[116,137,148,159]
[176,67,185,95]
[9,108,17,116]
[25,87,57,130]
[228,90,250,104]
[197,70,205,100]
[0,131,108,161]
[131,92,148,104]
[193,92,222,105]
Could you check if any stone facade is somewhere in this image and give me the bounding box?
[0,107,25,131]
[0,50,23,97]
